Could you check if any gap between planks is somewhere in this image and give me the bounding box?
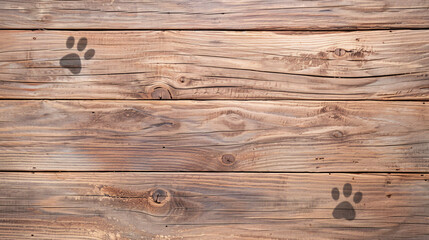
[4,28,429,31]
[0,99,427,102]
[0,170,429,174]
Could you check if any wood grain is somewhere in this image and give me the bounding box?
[0,172,428,239]
[1,0,429,30]
[1,2,428,239]
[1,30,429,100]
[1,100,427,172]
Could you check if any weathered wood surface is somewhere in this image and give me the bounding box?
[1,100,427,172]
[1,30,429,100]
[0,172,428,239]
[1,0,429,30]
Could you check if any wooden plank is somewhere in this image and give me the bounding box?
[1,1,429,30]
[1,30,429,100]
[1,100,427,172]
[0,172,428,239]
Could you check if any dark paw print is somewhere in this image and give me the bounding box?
[60,36,95,74]
[331,183,363,221]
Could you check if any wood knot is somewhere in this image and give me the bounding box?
[331,130,344,138]
[178,76,188,84]
[319,105,346,118]
[150,189,169,205]
[221,154,236,165]
[334,48,346,57]
[40,15,52,23]
[151,87,172,100]
[177,76,191,86]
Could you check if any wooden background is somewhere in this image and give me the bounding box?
[0,0,428,239]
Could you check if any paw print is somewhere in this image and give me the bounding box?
[60,36,95,74]
[331,183,363,220]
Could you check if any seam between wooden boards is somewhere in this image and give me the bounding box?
[0,99,427,102]
[0,170,428,174]
[3,28,429,31]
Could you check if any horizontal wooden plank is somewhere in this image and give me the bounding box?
[1,100,427,172]
[1,1,429,30]
[1,30,429,100]
[0,172,428,239]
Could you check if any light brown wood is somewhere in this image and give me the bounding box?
[1,30,429,100]
[0,172,428,239]
[1,100,427,172]
[1,0,429,30]
[1,2,428,240]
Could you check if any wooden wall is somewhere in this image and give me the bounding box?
[0,0,428,239]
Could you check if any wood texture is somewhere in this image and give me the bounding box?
[1,30,429,100]
[1,1,428,240]
[1,0,429,30]
[1,100,427,172]
[0,172,428,239]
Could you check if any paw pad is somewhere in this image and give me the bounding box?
[60,36,95,74]
[331,183,363,220]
